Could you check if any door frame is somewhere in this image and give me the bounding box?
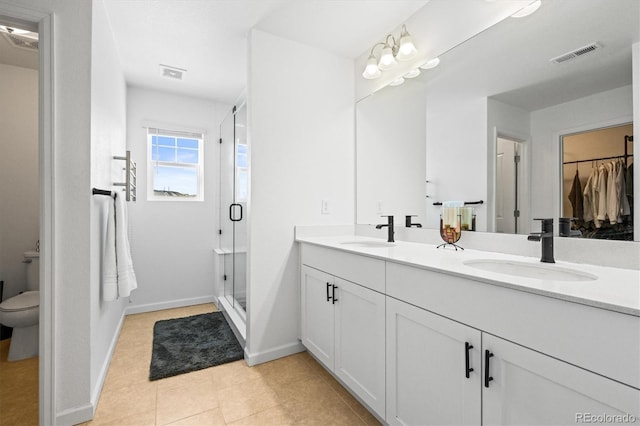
[489,126,530,234]
[0,3,55,425]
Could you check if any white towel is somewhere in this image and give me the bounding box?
[102,193,137,301]
[442,201,464,227]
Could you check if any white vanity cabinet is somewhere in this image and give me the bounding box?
[298,239,640,425]
[300,245,386,418]
[482,333,640,425]
[386,296,481,425]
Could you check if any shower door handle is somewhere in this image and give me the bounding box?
[230,203,243,222]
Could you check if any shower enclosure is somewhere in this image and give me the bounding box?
[219,101,248,327]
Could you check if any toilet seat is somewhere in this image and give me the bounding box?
[0,291,39,312]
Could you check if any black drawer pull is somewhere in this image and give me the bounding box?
[484,350,494,388]
[332,285,338,304]
[326,282,332,302]
[465,342,474,379]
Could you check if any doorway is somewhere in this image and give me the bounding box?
[0,15,39,425]
[561,123,634,240]
[0,6,54,425]
[496,137,524,234]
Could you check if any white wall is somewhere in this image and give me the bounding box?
[425,94,488,230]
[247,29,354,364]
[0,63,39,300]
[126,87,229,312]
[530,85,633,224]
[356,81,427,226]
[89,0,128,409]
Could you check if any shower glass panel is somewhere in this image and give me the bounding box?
[220,102,247,317]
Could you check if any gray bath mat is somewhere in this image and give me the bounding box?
[149,312,243,381]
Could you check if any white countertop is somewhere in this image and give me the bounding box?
[296,234,640,316]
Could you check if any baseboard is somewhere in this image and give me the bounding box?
[244,340,306,366]
[124,296,216,315]
[90,309,126,413]
[56,402,95,426]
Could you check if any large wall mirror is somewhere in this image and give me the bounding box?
[356,0,638,241]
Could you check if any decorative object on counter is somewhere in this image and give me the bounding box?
[437,202,464,250]
[405,215,422,228]
[528,218,555,263]
[375,215,395,242]
[149,312,243,380]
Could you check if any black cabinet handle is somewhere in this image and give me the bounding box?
[465,342,474,378]
[484,350,494,388]
[326,282,332,302]
[332,285,338,304]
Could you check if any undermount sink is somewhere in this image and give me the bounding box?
[463,259,598,282]
[340,240,396,248]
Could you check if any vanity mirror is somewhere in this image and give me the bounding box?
[355,0,638,241]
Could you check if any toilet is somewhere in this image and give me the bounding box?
[0,250,39,361]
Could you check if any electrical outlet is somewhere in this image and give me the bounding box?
[321,199,330,214]
[377,200,383,214]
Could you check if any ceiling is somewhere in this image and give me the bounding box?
[419,0,639,112]
[102,0,429,104]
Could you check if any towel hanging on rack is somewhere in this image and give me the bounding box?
[103,192,137,301]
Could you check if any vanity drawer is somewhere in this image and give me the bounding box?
[301,244,385,293]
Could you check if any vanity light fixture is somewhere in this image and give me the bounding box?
[511,0,541,18]
[404,68,421,79]
[361,24,417,79]
[420,57,440,70]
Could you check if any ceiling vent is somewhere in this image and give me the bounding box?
[550,42,601,64]
[159,64,186,81]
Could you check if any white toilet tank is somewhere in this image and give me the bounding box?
[25,250,40,291]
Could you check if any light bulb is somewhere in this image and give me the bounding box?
[404,69,421,79]
[397,36,417,61]
[389,77,405,87]
[362,55,381,79]
[420,57,440,70]
[378,44,397,71]
[396,26,417,61]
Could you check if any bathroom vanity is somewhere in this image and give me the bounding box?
[297,233,640,425]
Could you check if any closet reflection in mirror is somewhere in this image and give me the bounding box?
[355,0,638,240]
[562,124,634,240]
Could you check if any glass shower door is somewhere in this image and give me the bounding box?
[220,102,247,316]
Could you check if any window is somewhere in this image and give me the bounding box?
[236,143,248,202]
[147,128,204,201]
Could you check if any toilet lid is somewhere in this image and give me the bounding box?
[0,291,39,312]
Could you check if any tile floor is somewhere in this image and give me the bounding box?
[82,303,380,425]
[0,337,39,425]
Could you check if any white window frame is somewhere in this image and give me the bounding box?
[147,127,204,201]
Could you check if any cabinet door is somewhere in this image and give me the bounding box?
[334,277,386,418]
[386,297,481,426]
[482,334,640,425]
[300,265,335,370]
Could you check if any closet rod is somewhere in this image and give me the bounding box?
[563,155,627,165]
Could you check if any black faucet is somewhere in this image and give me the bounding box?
[405,215,422,228]
[376,215,395,242]
[528,218,554,263]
